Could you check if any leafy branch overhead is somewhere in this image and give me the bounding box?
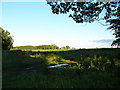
[107,18,120,47]
[47,1,119,23]
[47,1,120,47]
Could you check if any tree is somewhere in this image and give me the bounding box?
[47,1,120,47]
[65,45,70,49]
[0,27,14,50]
[107,18,120,48]
[61,45,70,49]
[47,1,119,23]
[36,44,59,49]
[106,7,120,48]
[111,39,120,48]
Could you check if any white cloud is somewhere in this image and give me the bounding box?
[91,39,114,44]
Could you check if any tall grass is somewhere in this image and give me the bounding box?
[2,48,120,88]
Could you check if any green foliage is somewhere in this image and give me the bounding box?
[61,45,71,49]
[107,18,120,48]
[30,53,77,65]
[47,1,120,47]
[47,2,119,23]
[2,48,120,88]
[0,27,13,50]
[31,49,76,52]
[13,45,37,50]
[36,44,59,49]
[13,44,60,51]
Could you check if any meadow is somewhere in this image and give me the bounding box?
[2,48,120,88]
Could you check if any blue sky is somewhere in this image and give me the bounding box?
[1,2,114,48]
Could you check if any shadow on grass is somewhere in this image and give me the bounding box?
[2,49,120,88]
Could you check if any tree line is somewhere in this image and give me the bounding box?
[13,45,71,50]
[0,27,72,50]
[1,1,120,50]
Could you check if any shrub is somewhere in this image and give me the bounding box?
[0,27,14,50]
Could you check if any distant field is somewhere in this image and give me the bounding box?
[11,48,77,52]
[31,49,77,52]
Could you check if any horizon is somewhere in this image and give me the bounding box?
[13,44,113,49]
[1,2,115,49]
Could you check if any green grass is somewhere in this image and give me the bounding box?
[3,70,120,88]
[32,49,77,52]
[11,48,77,52]
[2,48,120,88]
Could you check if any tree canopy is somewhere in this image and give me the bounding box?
[14,44,60,50]
[61,45,71,49]
[36,44,59,49]
[47,1,119,23]
[47,1,120,47]
[0,27,14,50]
[107,18,120,48]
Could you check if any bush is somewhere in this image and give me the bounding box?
[0,27,14,50]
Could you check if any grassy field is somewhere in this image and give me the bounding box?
[32,49,77,52]
[2,48,120,88]
[11,48,77,52]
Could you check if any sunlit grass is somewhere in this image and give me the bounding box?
[31,49,77,52]
[11,48,77,52]
[2,48,120,88]
[30,53,77,65]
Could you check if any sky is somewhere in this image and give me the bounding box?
[1,1,115,49]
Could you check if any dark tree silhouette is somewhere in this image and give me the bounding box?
[106,7,120,48]
[0,27,14,50]
[47,1,120,47]
[107,19,120,48]
[111,39,120,48]
[47,1,119,23]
